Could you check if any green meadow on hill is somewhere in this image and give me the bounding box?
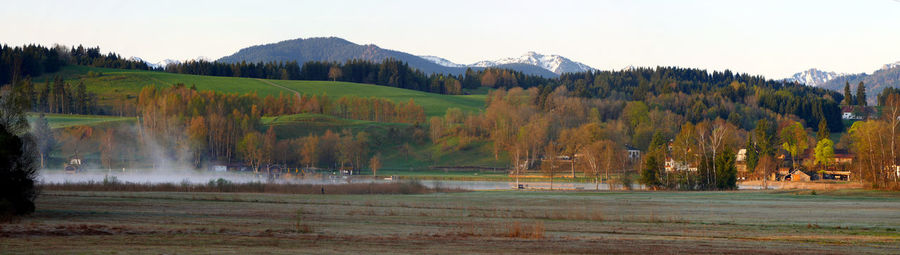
[35,65,486,117]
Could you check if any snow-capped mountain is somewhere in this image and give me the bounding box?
[417,51,595,75]
[417,55,465,68]
[787,68,844,87]
[881,61,900,71]
[470,52,595,75]
[130,57,182,69]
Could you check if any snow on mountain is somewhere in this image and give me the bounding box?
[128,56,183,69]
[158,59,182,67]
[787,68,844,87]
[417,55,465,68]
[418,51,595,75]
[470,52,595,74]
[881,61,900,71]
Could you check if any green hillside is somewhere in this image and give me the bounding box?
[26,113,136,129]
[262,113,507,170]
[26,66,501,170]
[268,79,486,117]
[35,65,486,117]
[262,113,410,139]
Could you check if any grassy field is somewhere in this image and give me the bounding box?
[2,190,898,254]
[26,112,137,129]
[35,65,486,117]
[267,79,485,117]
[262,113,410,139]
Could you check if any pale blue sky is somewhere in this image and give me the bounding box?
[2,0,899,78]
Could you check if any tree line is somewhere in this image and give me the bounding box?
[1,44,149,86]
[847,91,900,189]
[7,76,98,115]
[427,84,855,190]
[163,58,552,95]
[135,84,424,167]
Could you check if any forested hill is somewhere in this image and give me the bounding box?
[555,68,845,132]
[217,37,462,75]
[216,37,558,78]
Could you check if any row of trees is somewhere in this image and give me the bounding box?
[9,76,98,114]
[240,129,374,172]
[164,58,552,95]
[1,44,149,86]
[164,60,302,80]
[427,84,851,190]
[135,84,425,167]
[848,93,900,189]
[842,81,868,107]
[559,67,844,133]
[0,44,64,85]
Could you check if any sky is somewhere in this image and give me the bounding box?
[2,0,900,78]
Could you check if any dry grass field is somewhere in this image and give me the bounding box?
[2,189,899,254]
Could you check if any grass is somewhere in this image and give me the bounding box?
[34,65,486,117]
[268,79,485,117]
[261,113,410,139]
[26,112,137,129]
[40,179,459,194]
[2,190,898,253]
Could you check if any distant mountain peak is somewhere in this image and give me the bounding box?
[417,55,465,68]
[218,36,565,77]
[129,56,182,69]
[787,68,844,87]
[881,61,900,71]
[467,52,595,75]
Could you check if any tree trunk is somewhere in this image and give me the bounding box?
[571,157,576,179]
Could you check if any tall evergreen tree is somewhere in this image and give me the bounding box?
[75,81,87,114]
[745,135,759,174]
[843,81,853,105]
[856,81,867,107]
[38,79,50,112]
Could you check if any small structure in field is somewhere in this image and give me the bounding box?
[833,150,853,165]
[785,169,815,182]
[64,156,83,174]
[625,145,641,161]
[664,157,697,172]
[266,164,283,179]
[822,170,851,181]
[735,149,749,179]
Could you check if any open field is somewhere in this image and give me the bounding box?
[2,190,898,254]
[35,65,485,117]
[267,79,485,116]
[26,112,137,129]
[262,113,410,139]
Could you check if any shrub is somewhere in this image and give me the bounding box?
[0,124,39,216]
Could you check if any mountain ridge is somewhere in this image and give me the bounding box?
[217,37,559,77]
[786,68,844,87]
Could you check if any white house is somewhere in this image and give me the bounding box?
[625,145,641,161]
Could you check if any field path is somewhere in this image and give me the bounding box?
[256,78,301,100]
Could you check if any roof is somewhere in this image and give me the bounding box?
[833,149,853,158]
